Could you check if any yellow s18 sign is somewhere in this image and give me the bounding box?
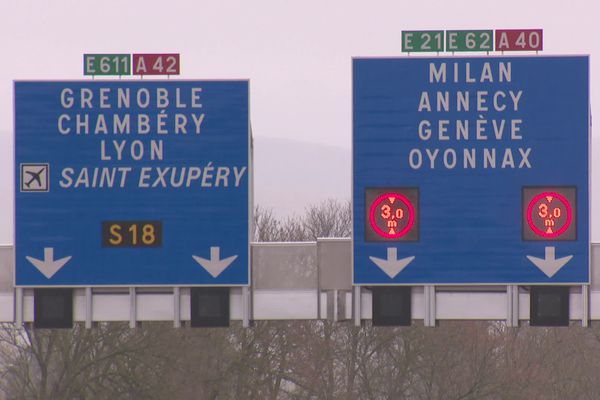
[102,221,162,247]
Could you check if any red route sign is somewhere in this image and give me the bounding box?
[133,53,180,76]
[495,29,543,51]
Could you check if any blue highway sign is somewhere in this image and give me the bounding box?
[353,56,589,284]
[15,81,250,286]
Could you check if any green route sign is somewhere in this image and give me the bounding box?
[445,30,494,52]
[402,31,444,52]
[83,54,131,76]
[401,29,543,53]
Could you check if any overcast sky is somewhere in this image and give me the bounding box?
[1,0,599,244]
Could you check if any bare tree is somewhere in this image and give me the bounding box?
[254,206,307,242]
[303,199,351,240]
[0,322,173,400]
[254,199,351,243]
[6,200,600,400]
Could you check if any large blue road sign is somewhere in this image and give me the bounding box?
[15,81,250,286]
[353,56,589,284]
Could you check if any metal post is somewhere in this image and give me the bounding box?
[424,285,436,327]
[15,287,23,326]
[582,284,589,327]
[430,285,436,327]
[173,287,181,328]
[511,285,518,327]
[353,286,361,327]
[507,285,519,327]
[242,286,250,328]
[129,287,137,329]
[506,285,512,327]
[333,289,338,322]
[424,286,430,326]
[316,248,321,321]
[85,287,93,329]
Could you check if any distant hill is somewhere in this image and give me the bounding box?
[0,131,12,245]
[254,135,600,240]
[2,135,599,243]
[252,136,350,217]
[0,134,350,244]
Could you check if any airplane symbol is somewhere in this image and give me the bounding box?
[20,164,49,192]
[24,168,46,188]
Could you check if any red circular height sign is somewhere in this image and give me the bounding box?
[369,192,415,239]
[526,191,572,238]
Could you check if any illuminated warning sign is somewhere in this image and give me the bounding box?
[365,188,419,242]
[523,187,576,241]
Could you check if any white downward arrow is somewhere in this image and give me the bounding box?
[527,246,573,278]
[192,246,238,278]
[369,247,415,279]
[25,247,72,279]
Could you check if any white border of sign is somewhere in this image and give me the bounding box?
[13,79,252,288]
[351,54,591,287]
